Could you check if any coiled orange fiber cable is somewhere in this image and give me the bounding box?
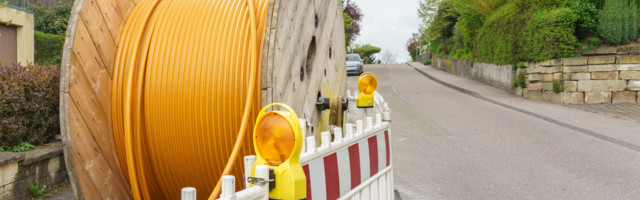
[111,0,269,199]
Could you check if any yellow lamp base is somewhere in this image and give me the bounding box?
[357,93,374,108]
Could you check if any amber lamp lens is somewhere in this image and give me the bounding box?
[358,75,377,94]
[255,113,295,166]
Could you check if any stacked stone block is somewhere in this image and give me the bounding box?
[524,56,640,104]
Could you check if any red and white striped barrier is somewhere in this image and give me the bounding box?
[194,91,393,200]
[302,129,392,200]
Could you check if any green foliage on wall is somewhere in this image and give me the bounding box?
[569,0,599,39]
[598,0,638,45]
[513,71,526,88]
[519,8,579,62]
[474,3,524,64]
[34,31,64,66]
[421,0,640,65]
[28,3,71,36]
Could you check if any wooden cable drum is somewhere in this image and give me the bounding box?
[59,0,346,199]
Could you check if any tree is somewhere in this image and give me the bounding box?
[379,50,398,64]
[406,33,421,61]
[418,0,442,30]
[344,0,363,49]
[352,44,381,64]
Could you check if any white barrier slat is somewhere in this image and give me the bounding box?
[337,148,351,196]
[321,131,331,149]
[345,123,354,139]
[358,140,370,183]
[220,176,235,198]
[244,155,256,189]
[300,118,308,153]
[306,136,316,153]
[366,116,373,131]
[181,187,196,200]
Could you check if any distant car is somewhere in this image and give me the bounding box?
[346,54,363,76]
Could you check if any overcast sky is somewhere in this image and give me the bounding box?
[351,0,421,63]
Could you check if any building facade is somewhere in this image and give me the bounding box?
[0,4,34,65]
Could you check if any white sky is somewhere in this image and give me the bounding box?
[351,0,421,63]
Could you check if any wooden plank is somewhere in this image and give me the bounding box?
[114,0,136,42]
[72,19,113,116]
[69,56,121,179]
[72,153,102,200]
[78,1,118,76]
[60,0,85,198]
[68,100,132,199]
[92,0,126,42]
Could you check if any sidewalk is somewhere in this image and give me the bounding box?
[569,103,640,124]
[408,62,640,150]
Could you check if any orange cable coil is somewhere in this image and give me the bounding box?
[111,0,269,199]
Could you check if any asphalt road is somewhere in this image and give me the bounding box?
[347,64,640,200]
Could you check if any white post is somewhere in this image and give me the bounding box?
[255,165,270,200]
[321,131,331,149]
[356,120,364,135]
[366,116,374,131]
[383,102,391,122]
[383,111,391,122]
[345,123,354,139]
[181,187,197,200]
[220,176,236,198]
[244,155,256,189]
[375,113,382,128]
[333,127,343,144]
[299,118,307,153]
[306,136,316,153]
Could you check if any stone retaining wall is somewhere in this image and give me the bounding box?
[432,56,515,93]
[523,56,640,104]
[0,142,67,199]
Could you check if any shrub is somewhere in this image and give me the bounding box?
[34,31,64,66]
[519,8,579,62]
[0,64,60,149]
[352,44,381,64]
[598,0,639,45]
[552,80,565,93]
[427,1,459,56]
[28,3,71,36]
[570,0,599,39]
[475,3,526,65]
[423,59,432,65]
[512,62,526,70]
[447,13,481,61]
[513,71,526,88]
[583,37,602,52]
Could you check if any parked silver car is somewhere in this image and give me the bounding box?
[346,54,364,76]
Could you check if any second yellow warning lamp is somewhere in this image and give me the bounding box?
[357,72,378,108]
[250,103,306,199]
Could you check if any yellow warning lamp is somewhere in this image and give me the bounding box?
[251,103,306,199]
[357,72,378,108]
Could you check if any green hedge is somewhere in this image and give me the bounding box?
[474,3,525,65]
[0,64,60,149]
[34,31,64,66]
[519,8,579,62]
[598,0,638,45]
